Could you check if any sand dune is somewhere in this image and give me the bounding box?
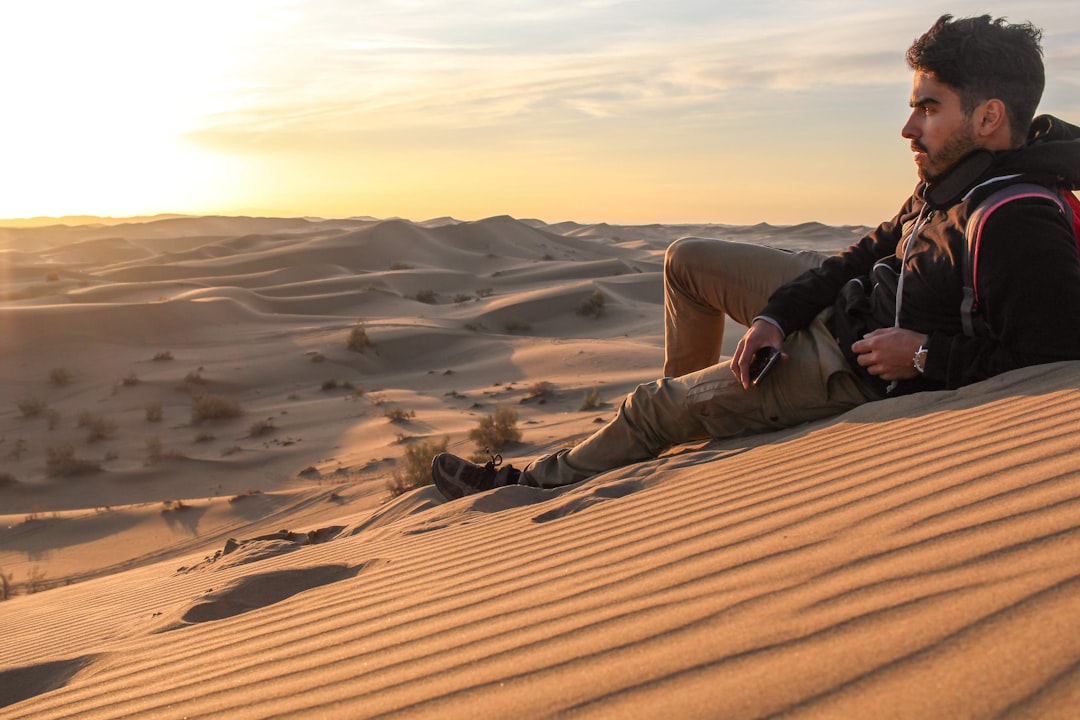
[1,214,1076,718]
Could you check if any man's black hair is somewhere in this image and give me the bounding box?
[907,14,1044,145]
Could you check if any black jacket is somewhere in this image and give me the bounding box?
[759,115,1080,396]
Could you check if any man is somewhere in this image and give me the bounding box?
[433,14,1080,500]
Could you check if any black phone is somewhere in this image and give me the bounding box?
[749,346,781,385]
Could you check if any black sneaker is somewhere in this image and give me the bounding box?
[431,451,519,500]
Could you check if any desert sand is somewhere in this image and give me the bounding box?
[1,214,1078,718]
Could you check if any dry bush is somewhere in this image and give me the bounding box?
[577,289,606,318]
[469,407,522,451]
[5,439,27,461]
[346,323,374,352]
[580,386,603,410]
[191,394,243,422]
[16,396,47,418]
[0,472,17,487]
[0,570,12,601]
[26,566,46,594]
[121,373,140,387]
[144,437,176,466]
[145,401,164,423]
[248,417,276,437]
[152,350,174,362]
[384,408,416,424]
[413,289,438,304]
[77,411,118,442]
[386,436,449,498]
[46,444,101,477]
[49,367,71,387]
[522,381,555,404]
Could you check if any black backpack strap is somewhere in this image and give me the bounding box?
[961,182,1068,336]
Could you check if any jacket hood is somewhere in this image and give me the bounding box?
[996,114,1080,190]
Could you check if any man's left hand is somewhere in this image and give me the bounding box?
[851,328,928,381]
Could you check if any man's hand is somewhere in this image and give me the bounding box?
[733,319,785,389]
[851,327,928,381]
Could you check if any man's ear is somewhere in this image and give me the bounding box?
[974,98,1013,146]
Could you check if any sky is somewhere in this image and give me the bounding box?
[1,1,1078,226]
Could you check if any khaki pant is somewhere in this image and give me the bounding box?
[520,237,884,488]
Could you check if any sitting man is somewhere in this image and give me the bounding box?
[433,14,1080,500]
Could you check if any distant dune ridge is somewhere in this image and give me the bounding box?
[1,214,1078,718]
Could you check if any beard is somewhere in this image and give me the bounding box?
[916,124,979,182]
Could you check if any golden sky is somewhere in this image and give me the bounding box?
[2,1,1077,226]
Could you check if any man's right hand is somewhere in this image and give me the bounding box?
[733,319,785,389]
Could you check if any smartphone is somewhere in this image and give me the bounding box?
[748,346,781,386]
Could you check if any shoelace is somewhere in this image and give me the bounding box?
[482,449,503,471]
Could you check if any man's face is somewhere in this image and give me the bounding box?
[901,71,980,182]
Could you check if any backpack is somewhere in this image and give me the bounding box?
[960,182,1080,336]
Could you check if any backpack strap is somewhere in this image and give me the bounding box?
[961,182,1070,337]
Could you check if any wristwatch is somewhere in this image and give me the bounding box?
[913,343,929,375]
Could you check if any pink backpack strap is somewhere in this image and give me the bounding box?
[961,183,1069,337]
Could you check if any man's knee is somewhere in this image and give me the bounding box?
[665,236,715,271]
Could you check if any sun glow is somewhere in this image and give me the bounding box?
[0,0,276,218]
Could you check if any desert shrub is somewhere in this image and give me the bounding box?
[144,437,175,466]
[580,386,602,410]
[453,293,472,303]
[469,407,522,451]
[386,436,449,497]
[522,381,555,404]
[309,351,326,363]
[0,472,17,487]
[577,290,606,318]
[49,367,72,386]
[194,431,216,443]
[321,379,339,391]
[152,350,174,362]
[248,418,276,437]
[413,289,438,304]
[183,369,206,385]
[145,401,164,423]
[191,394,243,422]
[26,566,46,594]
[77,411,117,442]
[121,373,140,387]
[504,319,531,334]
[384,408,416,424]
[0,570,11,601]
[5,439,27,461]
[17,396,47,418]
[45,444,101,477]
[347,323,374,352]
[476,287,494,298]
[45,270,60,282]
[46,410,61,430]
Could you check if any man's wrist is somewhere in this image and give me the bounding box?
[752,315,786,340]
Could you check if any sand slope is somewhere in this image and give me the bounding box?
[2,215,1077,718]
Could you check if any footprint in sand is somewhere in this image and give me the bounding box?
[0,656,97,709]
[532,479,644,523]
[169,564,365,629]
